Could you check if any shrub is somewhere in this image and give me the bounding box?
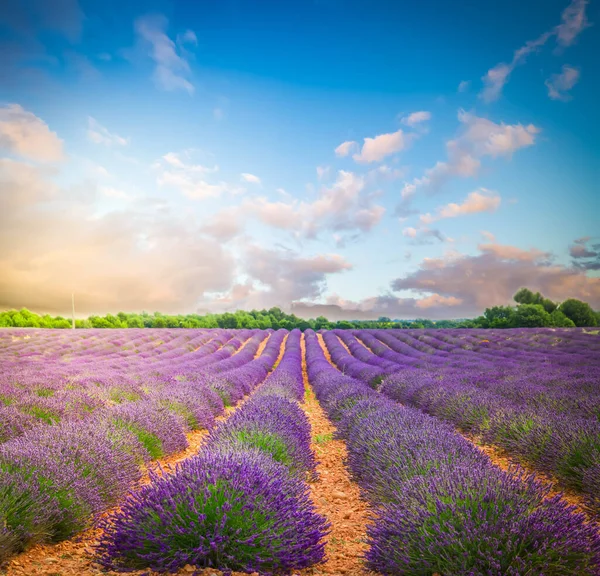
[96,450,329,573]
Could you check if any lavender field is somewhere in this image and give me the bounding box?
[1,327,599,575]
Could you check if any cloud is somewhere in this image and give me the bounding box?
[135,14,195,94]
[247,170,385,241]
[316,165,330,180]
[87,117,129,147]
[367,164,405,183]
[177,30,198,46]
[243,245,352,303]
[0,103,65,162]
[335,140,358,157]
[480,0,590,102]
[0,159,235,315]
[480,230,496,242]
[399,110,539,201]
[99,185,133,201]
[478,242,550,262]
[458,80,471,93]
[353,129,412,163]
[209,245,352,311]
[569,237,600,270]
[402,227,417,238]
[420,188,501,224]
[400,111,431,127]
[200,207,244,242]
[154,151,229,199]
[556,0,590,46]
[389,242,600,317]
[241,172,261,184]
[415,294,463,309]
[545,65,580,101]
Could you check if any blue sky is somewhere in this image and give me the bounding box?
[0,0,598,318]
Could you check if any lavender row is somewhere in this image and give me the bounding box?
[380,367,600,514]
[329,328,600,513]
[0,330,282,563]
[97,329,329,574]
[0,329,263,442]
[305,329,600,574]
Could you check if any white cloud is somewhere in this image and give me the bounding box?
[402,227,417,238]
[545,65,580,101]
[399,110,539,200]
[247,169,384,241]
[335,140,358,157]
[0,159,235,315]
[480,230,496,242]
[400,111,431,127]
[0,104,65,162]
[241,173,261,185]
[87,117,129,147]
[420,188,501,224]
[213,107,224,120]
[135,14,195,94]
[155,151,228,199]
[458,80,470,93]
[353,129,412,163]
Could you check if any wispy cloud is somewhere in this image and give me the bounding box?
[241,173,261,184]
[480,0,590,102]
[334,140,358,157]
[87,117,129,147]
[400,111,431,127]
[399,110,539,201]
[545,65,580,100]
[135,14,196,94]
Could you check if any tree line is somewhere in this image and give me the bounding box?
[0,289,597,330]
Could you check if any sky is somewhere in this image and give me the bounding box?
[0,0,599,320]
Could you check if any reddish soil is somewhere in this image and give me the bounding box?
[298,335,378,576]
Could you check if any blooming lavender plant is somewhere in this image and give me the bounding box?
[96,449,329,573]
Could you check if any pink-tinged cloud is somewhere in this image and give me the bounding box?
[421,188,501,224]
[415,294,463,309]
[334,140,358,157]
[479,0,590,102]
[545,65,580,101]
[0,104,65,162]
[353,129,412,163]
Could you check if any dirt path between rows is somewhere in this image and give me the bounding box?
[300,334,378,576]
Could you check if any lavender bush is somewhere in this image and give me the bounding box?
[97,450,329,573]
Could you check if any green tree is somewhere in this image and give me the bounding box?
[513,304,552,327]
[560,299,598,327]
[483,306,515,328]
[550,309,576,328]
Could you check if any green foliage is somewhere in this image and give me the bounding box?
[483,306,515,329]
[550,309,576,328]
[512,304,552,328]
[1,288,596,330]
[559,299,598,327]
